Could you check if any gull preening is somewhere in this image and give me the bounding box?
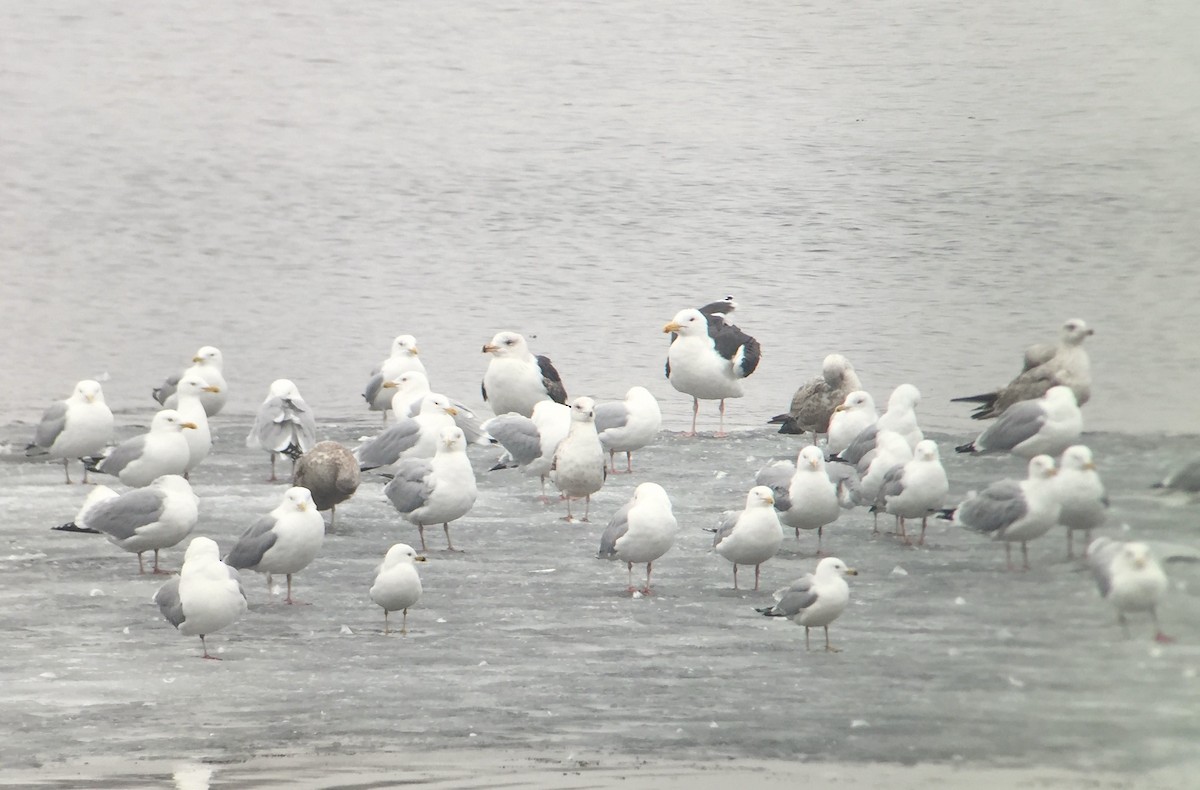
[481,331,567,418]
[246,379,317,481]
[26,379,114,484]
[597,482,677,594]
[369,543,426,635]
[155,537,247,660]
[757,557,858,652]
[663,305,761,437]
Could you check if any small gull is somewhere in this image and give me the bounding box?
[755,446,840,552]
[1087,538,1172,642]
[1055,445,1109,558]
[155,537,247,660]
[597,482,677,594]
[293,441,360,527]
[550,397,607,522]
[363,335,426,420]
[384,427,477,551]
[383,370,489,444]
[756,557,858,652]
[768,354,861,441]
[369,543,426,635]
[354,393,459,471]
[246,379,317,481]
[88,410,197,488]
[948,455,1061,571]
[594,386,662,474]
[26,379,114,484]
[871,439,949,545]
[52,474,198,574]
[708,486,784,591]
[172,374,218,477]
[224,487,325,604]
[663,306,761,436]
[954,318,1093,419]
[481,331,568,418]
[153,346,227,416]
[826,391,878,457]
[955,385,1082,458]
[483,400,572,501]
[835,383,923,466]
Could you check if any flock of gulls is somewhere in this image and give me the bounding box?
[24,300,1192,659]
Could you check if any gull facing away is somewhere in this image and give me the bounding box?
[757,557,858,652]
[954,318,1093,419]
[947,455,1061,571]
[153,346,228,416]
[52,475,199,574]
[481,331,567,418]
[755,446,840,552]
[871,439,949,545]
[708,486,784,591]
[768,354,861,441]
[155,537,247,660]
[550,397,607,522]
[594,386,662,474]
[246,379,317,481]
[363,335,426,420]
[87,410,197,488]
[955,385,1082,459]
[384,427,477,551]
[293,441,360,527]
[663,306,761,437]
[369,543,426,635]
[26,379,114,484]
[597,482,678,594]
[1087,538,1172,643]
[1055,445,1109,558]
[484,401,572,502]
[224,487,325,604]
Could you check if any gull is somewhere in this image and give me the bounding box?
[1152,457,1200,495]
[363,334,426,420]
[293,441,360,527]
[153,346,227,416]
[597,482,677,594]
[948,455,1061,570]
[826,391,877,457]
[483,400,572,501]
[768,354,861,441]
[87,410,197,488]
[172,374,219,477]
[26,379,114,484]
[954,318,1093,419]
[755,446,840,552]
[663,306,761,436]
[856,430,914,507]
[52,475,198,574]
[1055,445,1109,558]
[955,385,1082,458]
[871,439,949,545]
[384,427,477,551]
[369,543,426,635]
[549,397,607,522]
[382,370,489,445]
[246,379,317,481]
[155,537,247,660]
[224,487,325,604]
[354,393,459,471]
[834,383,923,466]
[481,331,567,418]
[1087,538,1172,642]
[594,386,662,474]
[708,486,784,591]
[756,557,858,652]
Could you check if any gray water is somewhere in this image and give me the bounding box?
[2,0,1199,783]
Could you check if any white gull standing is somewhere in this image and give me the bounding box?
[173,374,218,477]
[246,379,317,481]
[153,346,227,416]
[550,397,607,522]
[662,306,761,437]
[224,487,325,604]
[369,543,426,635]
[768,354,861,441]
[755,446,841,553]
[363,335,426,420]
[594,386,662,474]
[1055,445,1109,558]
[949,455,1061,571]
[354,393,459,471]
[483,401,572,501]
[756,557,858,652]
[597,482,677,594]
[155,537,247,660]
[709,486,784,591]
[88,410,196,488]
[384,427,477,551]
[872,439,949,545]
[1087,538,1172,642]
[26,379,114,484]
[481,331,567,418]
[825,391,878,457]
[955,385,1082,458]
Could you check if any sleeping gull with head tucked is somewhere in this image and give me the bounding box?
[598,482,677,594]
[594,386,662,474]
[155,537,247,660]
[26,379,114,484]
[955,385,1082,458]
[756,557,858,652]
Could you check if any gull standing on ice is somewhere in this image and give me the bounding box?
[1055,445,1109,558]
[755,446,841,552]
[384,427,477,551]
[383,370,489,444]
[594,386,662,474]
[826,391,878,457]
[955,385,1082,458]
[481,331,567,418]
[872,439,949,544]
[172,374,219,477]
[224,487,325,604]
[246,379,317,481]
[662,306,761,436]
[855,430,914,506]
[363,335,426,420]
[597,482,677,594]
[88,410,196,488]
[483,400,572,501]
[954,318,1093,419]
[354,393,460,471]
[26,379,114,484]
[1087,538,1172,642]
[369,543,426,635]
[550,397,607,522]
[768,354,861,441]
[949,455,1061,570]
[293,441,360,527]
[153,346,227,416]
[709,486,784,591]
[756,557,858,652]
[155,537,247,660]
[835,384,923,466]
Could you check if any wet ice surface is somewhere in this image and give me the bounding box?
[1,416,1198,779]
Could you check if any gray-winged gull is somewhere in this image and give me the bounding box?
[224,486,325,604]
[483,400,571,501]
[26,379,114,484]
[955,385,1082,458]
[708,486,784,590]
[383,370,489,445]
[153,346,227,416]
[481,331,567,418]
[384,427,477,551]
[835,383,923,466]
[363,334,426,420]
[155,536,247,659]
[293,441,360,526]
[768,354,861,441]
[948,454,1061,570]
[550,397,607,522]
[369,543,426,635]
[246,379,317,481]
[871,439,949,544]
[1087,538,1172,642]
[173,374,218,476]
[826,391,877,457]
[755,446,840,551]
[354,393,459,471]
[663,306,761,436]
[756,557,858,652]
[1152,457,1200,495]
[597,482,677,594]
[1055,445,1109,558]
[594,386,662,474]
[88,410,197,488]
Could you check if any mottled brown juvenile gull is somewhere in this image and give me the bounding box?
[597,482,677,594]
[1087,538,1172,642]
[88,410,197,488]
[483,400,571,501]
[153,346,227,416]
[293,441,360,526]
[768,354,861,441]
[246,379,317,481]
[53,475,199,574]
[224,487,325,604]
[871,439,949,544]
[955,385,1082,458]
[363,335,426,420]
[26,379,114,484]
[947,455,1061,571]
[594,386,662,474]
[954,318,1093,419]
[370,543,426,635]
[663,307,761,436]
[384,427,477,551]
[550,397,606,522]
[481,331,567,418]
[708,486,783,591]
[155,537,247,660]
[756,557,858,652]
